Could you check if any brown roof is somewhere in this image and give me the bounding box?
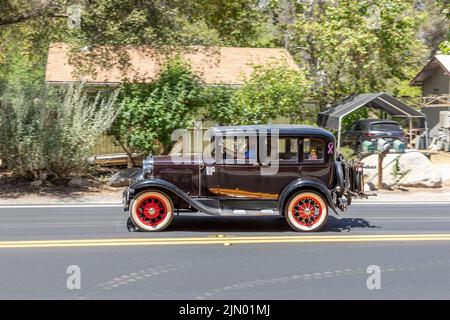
[45,43,299,85]
[410,55,450,86]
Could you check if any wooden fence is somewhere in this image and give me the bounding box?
[91,135,124,156]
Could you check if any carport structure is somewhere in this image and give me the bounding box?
[317,93,428,149]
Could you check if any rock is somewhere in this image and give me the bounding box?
[364,182,376,192]
[361,151,442,189]
[68,177,90,188]
[108,168,143,187]
[30,180,43,187]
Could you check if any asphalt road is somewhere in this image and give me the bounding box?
[1,202,450,299]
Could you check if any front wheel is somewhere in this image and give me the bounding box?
[130,190,174,232]
[285,191,328,232]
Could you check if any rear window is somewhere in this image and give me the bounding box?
[302,138,325,161]
[370,123,402,131]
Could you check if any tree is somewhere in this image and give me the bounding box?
[110,58,204,155]
[418,0,449,55]
[277,0,427,110]
[0,0,66,27]
[0,0,272,56]
[440,41,450,54]
[204,64,311,125]
[436,0,450,54]
[190,0,272,47]
[200,86,236,125]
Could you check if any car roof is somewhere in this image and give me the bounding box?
[210,125,335,140]
[354,119,400,125]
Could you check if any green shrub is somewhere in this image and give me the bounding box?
[0,85,119,179]
[339,146,357,160]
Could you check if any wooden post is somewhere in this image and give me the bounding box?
[409,117,413,148]
[377,152,385,190]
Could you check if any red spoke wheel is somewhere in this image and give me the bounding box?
[130,190,174,232]
[285,191,328,232]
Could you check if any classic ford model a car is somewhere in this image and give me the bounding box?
[123,125,365,232]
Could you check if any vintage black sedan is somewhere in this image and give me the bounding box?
[123,125,365,232]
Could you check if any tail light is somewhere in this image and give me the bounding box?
[364,132,375,139]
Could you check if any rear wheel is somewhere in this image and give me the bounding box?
[285,191,328,232]
[130,190,174,232]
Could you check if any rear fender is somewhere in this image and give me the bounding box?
[278,178,338,215]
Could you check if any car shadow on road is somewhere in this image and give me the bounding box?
[323,216,379,232]
[128,215,379,233]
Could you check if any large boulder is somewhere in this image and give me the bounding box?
[68,177,90,188]
[108,168,143,187]
[362,151,442,189]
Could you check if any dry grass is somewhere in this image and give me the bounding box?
[430,151,450,165]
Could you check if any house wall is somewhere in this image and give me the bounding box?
[422,67,450,96]
[422,106,450,137]
[419,65,450,137]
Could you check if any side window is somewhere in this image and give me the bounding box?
[223,136,235,161]
[235,137,247,161]
[279,138,298,161]
[222,136,257,163]
[302,138,325,161]
[264,137,298,162]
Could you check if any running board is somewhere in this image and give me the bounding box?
[218,209,280,216]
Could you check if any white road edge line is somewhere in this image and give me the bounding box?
[352,201,450,205]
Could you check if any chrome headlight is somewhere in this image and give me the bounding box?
[142,154,154,178]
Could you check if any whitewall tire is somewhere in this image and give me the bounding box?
[130,190,174,232]
[285,191,328,232]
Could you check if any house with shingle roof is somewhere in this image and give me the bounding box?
[45,43,300,156]
[45,43,299,86]
[410,54,450,137]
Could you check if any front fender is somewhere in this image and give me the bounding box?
[278,178,337,214]
[125,179,220,215]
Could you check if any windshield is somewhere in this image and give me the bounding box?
[370,123,402,131]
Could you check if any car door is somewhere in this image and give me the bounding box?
[300,137,332,186]
[216,134,261,209]
[260,136,301,200]
[201,135,220,209]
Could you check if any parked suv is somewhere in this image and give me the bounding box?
[123,125,365,232]
[342,119,405,152]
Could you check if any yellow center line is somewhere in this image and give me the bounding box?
[0,234,450,249]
